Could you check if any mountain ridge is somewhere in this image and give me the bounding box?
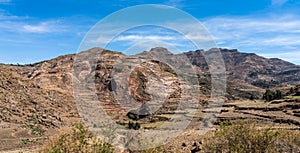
[0,47,300,151]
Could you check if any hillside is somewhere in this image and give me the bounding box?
[12,47,300,100]
[185,48,300,99]
[0,64,77,151]
[0,47,299,151]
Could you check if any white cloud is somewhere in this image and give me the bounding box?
[23,24,49,33]
[261,36,300,46]
[260,51,300,64]
[0,10,66,34]
[115,35,175,41]
[184,33,213,41]
[0,19,66,34]
[0,0,11,3]
[272,0,289,6]
[203,14,300,47]
[202,14,300,64]
[164,0,185,7]
[23,22,56,33]
[204,15,300,35]
[0,9,25,20]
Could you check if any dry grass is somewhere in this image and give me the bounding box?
[40,123,114,153]
[202,121,300,153]
[38,121,300,153]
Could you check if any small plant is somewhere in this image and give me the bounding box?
[21,138,36,145]
[116,121,126,126]
[127,110,140,120]
[138,146,164,153]
[27,124,44,136]
[128,121,141,130]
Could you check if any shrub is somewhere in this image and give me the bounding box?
[41,123,114,153]
[263,89,282,101]
[203,121,275,152]
[128,121,141,130]
[202,121,300,153]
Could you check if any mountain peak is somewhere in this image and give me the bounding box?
[149,47,172,55]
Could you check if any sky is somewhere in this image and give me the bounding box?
[0,0,300,64]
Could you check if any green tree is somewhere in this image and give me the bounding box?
[290,87,295,94]
[263,89,273,101]
[263,89,282,101]
[275,90,282,99]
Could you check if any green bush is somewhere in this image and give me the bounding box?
[263,89,282,101]
[41,123,114,153]
[128,121,141,130]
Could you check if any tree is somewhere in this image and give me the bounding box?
[263,89,273,102]
[275,90,282,99]
[263,89,282,102]
[290,87,295,94]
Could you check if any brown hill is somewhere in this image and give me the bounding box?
[0,47,299,151]
[12,47,300,101]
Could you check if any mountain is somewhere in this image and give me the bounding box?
[12,47,300,100]
[185,48,300,86]
[0,47,299,151]
[185,48,300,99]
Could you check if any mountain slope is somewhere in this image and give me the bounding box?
[185,48,300,99]
[0,64,77,151]
[185,48,300,86]
[0,47,299,151]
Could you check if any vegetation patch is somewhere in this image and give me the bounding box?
[202,121,300,153]
[41,123,114,153]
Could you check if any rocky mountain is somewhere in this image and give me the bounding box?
[185,48,300,99]
[0,47,299,151]
[11,47,300,101]
[186,48,300,85]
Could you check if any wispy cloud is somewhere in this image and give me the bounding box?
[0,10,67,34]
[0,9,25,20]
[22,21,66,33]
[0,20,66,34]
[114,35,175,41]
[0,0,11,3]
[203,14,300,47]
[164,0,185,8]
[272,0,289,6]
[260,51,300,64]
[202,14,300,64]
[95,25,199,52]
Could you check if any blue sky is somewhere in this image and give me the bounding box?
[0,0,300,64]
